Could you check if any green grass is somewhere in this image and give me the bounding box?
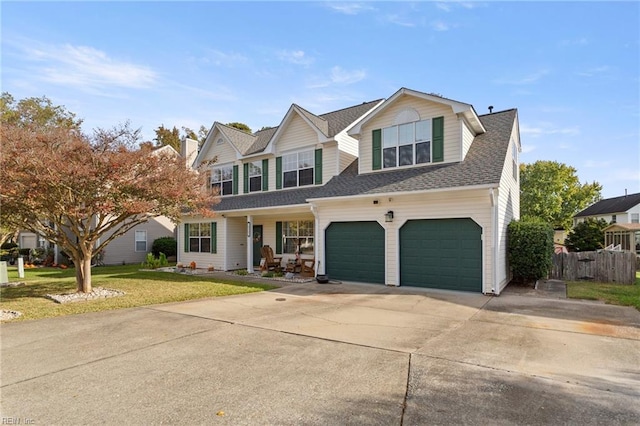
[0,264,276,321]
[566,271,640,311]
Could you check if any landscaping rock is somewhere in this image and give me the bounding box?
[45,287,125,304]
[0,310,22,321]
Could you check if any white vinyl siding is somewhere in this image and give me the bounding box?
[200,132,238,166]
[178,219,225,270]
[461,120,475,160]
[276,114,318,153]
[359,96,460,174]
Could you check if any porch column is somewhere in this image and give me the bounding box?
[246,215,254,273]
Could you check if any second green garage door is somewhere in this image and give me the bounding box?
[325,221,385,284]
[400,218,482,292]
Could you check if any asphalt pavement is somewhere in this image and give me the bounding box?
[1,280,639,425]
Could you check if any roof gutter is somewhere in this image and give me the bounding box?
[306,183,497,203]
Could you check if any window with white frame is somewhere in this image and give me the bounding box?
[189,223,211,253]
[283,220,314,254]
[248,161,262,192]
[283,150,314,188]
[632,213,639,223]
[211,165,233,196]
[383,120,431,168]
[135,230,147,252]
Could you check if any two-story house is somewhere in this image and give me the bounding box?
[178,88,521,294]
[574,192,640,254]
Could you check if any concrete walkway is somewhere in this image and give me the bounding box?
[1,281,639,425]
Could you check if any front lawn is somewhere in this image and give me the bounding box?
[0,264,276,321]
[566,271,640,311]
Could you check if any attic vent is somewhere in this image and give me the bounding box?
[488,106,494,114]
[394,108,420,125]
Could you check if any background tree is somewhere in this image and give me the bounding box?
[1,122,217,293]
[1,92,83,130]
[153,125,181,151]
[564,218,608,252]
[520,160,602,230]
[153,125,208,151]
[226,122,252,134]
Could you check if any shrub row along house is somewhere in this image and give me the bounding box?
[178,88,521,294]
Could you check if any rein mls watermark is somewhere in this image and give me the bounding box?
[1,418,35,425]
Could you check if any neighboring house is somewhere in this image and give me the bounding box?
[574,192,640,255]
[178,87,521,294]
[16,145,179,265]
[573,192,640,226]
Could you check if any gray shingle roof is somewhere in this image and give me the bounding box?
[321,100,383,137]
[217,123,256,155]
[294,104,329,136]
[575,192,640,217]
[246,126,277,155]
[211,109,517,212]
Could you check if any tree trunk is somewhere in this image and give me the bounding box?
[74,256,93,293]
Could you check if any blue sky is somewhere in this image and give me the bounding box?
[2,1,638,198]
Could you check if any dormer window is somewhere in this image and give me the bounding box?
[211,165,233,196]
[382,119,432,168]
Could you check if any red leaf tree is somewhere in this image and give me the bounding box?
[1,122,217,293]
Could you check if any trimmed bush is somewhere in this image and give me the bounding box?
[151,236,177,257]
[565,218,607,252]
[508,218,554,283]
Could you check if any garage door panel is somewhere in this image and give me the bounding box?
[326,222,385,284]
[400,219,482,292]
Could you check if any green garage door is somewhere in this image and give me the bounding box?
[325,221,385,284]
[400,219,482,292]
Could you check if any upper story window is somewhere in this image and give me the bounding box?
[611,215,617,224]
[283,150,314,188]
[248,161,262,192]
[632,213,639,223]
[211,165,233,196]
[382,119,432,168]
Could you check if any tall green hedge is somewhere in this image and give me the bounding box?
[508,218,554,283]
[151,236,177,257]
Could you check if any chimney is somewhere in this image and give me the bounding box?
[181,138,198,169]
[488,106,494,114]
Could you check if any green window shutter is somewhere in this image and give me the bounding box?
[243,163,249,194]
[275,221,283,254]
[432,116,444,163]
[372,129,382,170]
[314,149,323,185]
[210,222,217,254]
[262,159,269,191]
[184,223,190,253]
[276,157,282,189]
[233,165,239,194]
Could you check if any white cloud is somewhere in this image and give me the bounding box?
[521,144,536,154]
[326,2,375,15]
[576,65,611,77]
[277,49,315,66]
[520,123,580,138]
[494,69,550,85]
[431,20,451,31]
[201,49,249,67]
[584,159,613,168]
[22,42,157,91]
[386,14,416,27]
[308,66,367,88]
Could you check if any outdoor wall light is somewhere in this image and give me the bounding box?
[385,211,394,222]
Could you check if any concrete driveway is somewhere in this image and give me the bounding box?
[1,282,639,425]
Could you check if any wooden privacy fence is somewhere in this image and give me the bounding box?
[551,251,637,284]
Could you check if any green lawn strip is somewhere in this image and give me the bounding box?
[1,264,276,321]
[566,272,640,311]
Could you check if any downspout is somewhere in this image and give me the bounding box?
[490,188,500,295]
[310,203,320,275]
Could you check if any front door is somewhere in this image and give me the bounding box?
[252,225,263,266]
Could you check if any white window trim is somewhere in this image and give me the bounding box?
[282,220,315,254]
[135,230,147,252]
[248,161,262,193]
[382,119,433,169]
[282,149,314,188]
[211,164,234,196]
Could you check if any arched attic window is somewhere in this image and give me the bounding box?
[393,108,421,125]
